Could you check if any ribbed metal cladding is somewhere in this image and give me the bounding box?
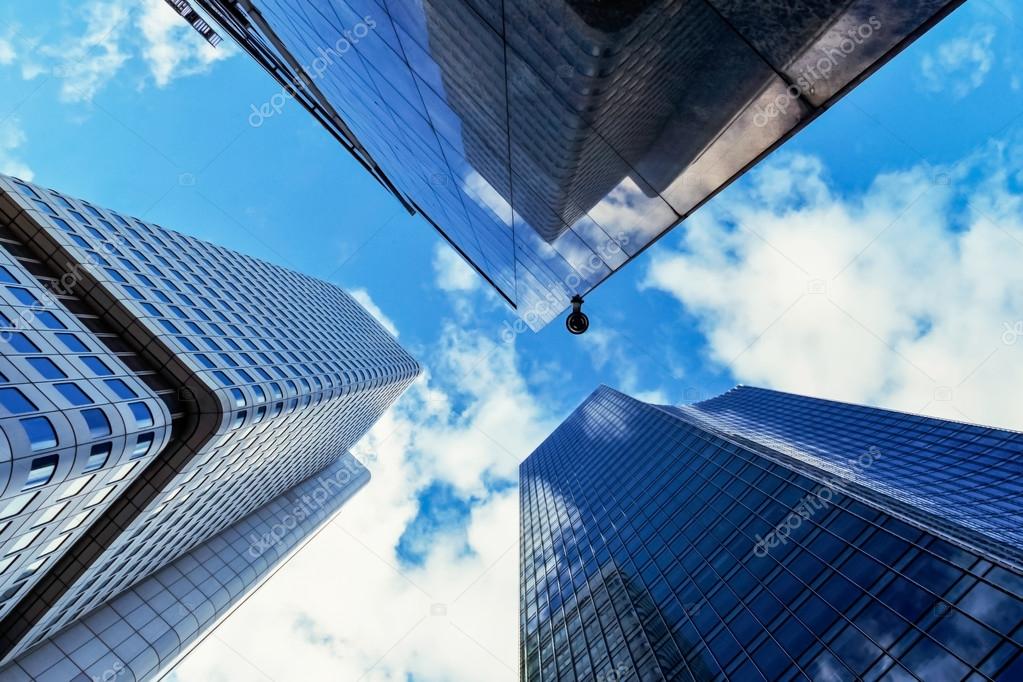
[0,174,419,667]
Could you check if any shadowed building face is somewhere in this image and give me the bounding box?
[196,0,965,328]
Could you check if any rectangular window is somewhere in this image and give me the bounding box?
[0,491,37,520]
[85,443,112,471]
[27,357,66,379]
[0,387,37,415]
[21,417,58,451]
[55,383,93,406]
[33,501,68,527]
[25,455,59,488]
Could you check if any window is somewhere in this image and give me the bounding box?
[128,402,153,427]
[62,510,90,531]
[39,534,70,556]
[8,528,42,553]
[18,557,47,579]
[81,408,111,438]
[25,455,59,488]
[6,287,39,306]
[27,357,66,379]
[33,501,68,527]
[57,475,93,500]
[104,379,137,399]
[230,388,245,407]
[0,266,17,284]
[131,433,155,459]
[108,462,135,482]
[0,555,15,576]
[81,356,113,376]
[231,410,247,429]
[85,443,111,471]
[4,333,40,353]
[21,417,57,451]
[0,387,37,415]
[56,333,89,352]
[55,383,93,406]
[33,311,66,329]
[0,491,36,519]
[85,487,114,508]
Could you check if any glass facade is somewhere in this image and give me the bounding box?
[0,174,420,677]
[520,386,1023,681]
[198,0,964,328]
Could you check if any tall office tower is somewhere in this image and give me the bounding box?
[196,0,963,328]
[520,386,1023,681]
[0,175,419,680]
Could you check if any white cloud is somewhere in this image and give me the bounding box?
[136,0,235,88]
[642,139,1023,431]
[168,319,561,681]
[3,1,233,103]
[348,288,400,338]
[0,118,33,180]
[432,243,479,293]
[44,1,132,103]
[920,24,997,99]
[0,30,15,65]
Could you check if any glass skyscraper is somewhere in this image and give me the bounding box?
[196,0,964,329]
[0,174,419,680]
[520,386,1023,681]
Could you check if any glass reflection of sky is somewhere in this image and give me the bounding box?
[207,0,963,328]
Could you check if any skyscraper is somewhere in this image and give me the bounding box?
[0,174,419,680]
[196,0,963,328]
[520,386,1023,680]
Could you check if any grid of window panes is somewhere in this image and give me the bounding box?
[0,194,172,624]
[0,175,420,658]
[0,455,368,682]
[520,386,1023,681]
[198,0,961,328]
[674,386,1023,558]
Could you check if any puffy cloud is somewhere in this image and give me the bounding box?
[136,0,235,88]
[47,1,132,103]
[0,29,15,65]
[167,318,560,680]
[2,1,234,103]
[0,118,33,180]
[920,24,997,99]
[642,138,1023,430]
[432,242,480,293]
[348,287,400,338]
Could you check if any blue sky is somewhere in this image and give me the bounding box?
[2,1,1023,679]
